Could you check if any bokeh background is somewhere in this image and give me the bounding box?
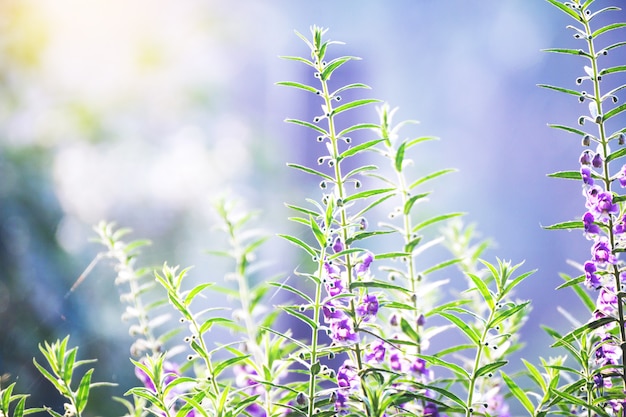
[1,0,625,414]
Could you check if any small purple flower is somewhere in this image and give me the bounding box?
[582,212,601,237]
[324,276,345,297]
[592,191,619,219]
[595,336,621,366]
[337,360,360,391]
[354,251,374,275]
[334,390,349,414]
[592,153,602,168]
[583,261,601,289]
[591,237,618,265]
[596,285,618,318]
[389,348,406,372]
[581,166,594,186]
[424,402,440,417]
[483,387,511,417]
[330,318,359,344]
[356,294,379,320]
[579,150,593,165]
[332,236,344,253]
[323,300,346,323]
[417,313,426,326]
[364,340,386,363]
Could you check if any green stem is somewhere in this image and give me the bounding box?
[582,7,626,396]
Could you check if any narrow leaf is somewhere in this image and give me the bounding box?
[542,220,583,230]
[541,48,589,58]
[395,141,407,172]
[547,170,582,180]
[338,139,384,161]
[268,281,313,304]
[286,163,333,181]
[76,369,94,412]
[501,371,535,415]
[410,168,457,189]
[321,56,358,81]
[280,306,318,330]
[545,0,581,20]
[604,102,626,122]
[285,118,329,136]
[606,146,626,163]
[437,311,480,345]
[413,213,464,232]
[537,83,582,97]
[547,124,588,136]
[276,81,318,94]
[475,360,508,378]
[592,22,626,38]
[184,283,214,306]
[599,65,626,76]
[467,273,495,310]
[343,187,394,204]
[331,98,381,117]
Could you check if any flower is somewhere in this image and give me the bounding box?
[580,166,594,186]
[424,402,440,417]
[356,293,379,320]
[354,251,374,275]
[582,212,601,237]
[330,318,359,344]
[332,236,344,253]
[323,299,347,323]
[591,237,617,265]
[364,340,386,363]
[583,261,601,289]
[335,361,359,413]
[579,150,593,165]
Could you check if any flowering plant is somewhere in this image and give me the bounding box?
[1,1,625,416]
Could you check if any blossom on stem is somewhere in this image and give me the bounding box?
[364,340,386,364]
[329,318,359,344]
[583,261,601,289]
[356,293,379,321]
[334,360,359,414]
[617,164,626,187]
[581,166,594,186]
[354,251,374,275]
[591,237,618,265]
[583,212,601,237]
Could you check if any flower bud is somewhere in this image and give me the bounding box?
[592,153,602,168]
[582,135,591,146]
[580,150,593,165]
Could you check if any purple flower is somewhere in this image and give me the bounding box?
[592,153,603,168]
[364,340,386,363]
[581,166,594,186]
[424,402,440,417]
[596,285,618,318]
[582,212,601,237]
[579,150,593,165]
[336,360,359,391]
[135,359,180,393]
[595,336,621,366]
[334,390,349,414]
[483,388,511,417]
[591,237,618,265]
[592,191,619,219]
[330,318,359,344]
[354,251,374,275]
[389,348,406,372]
[323,300,346,323]
[356,294,379,320]
[332,236,344,253]
[583,261,601,289]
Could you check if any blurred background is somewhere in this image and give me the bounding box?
[1,0,625,414]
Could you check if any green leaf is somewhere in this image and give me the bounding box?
[541,48,589,58]
[551,316,617,348]
[62,348,77,384]
[404,192,430,215]
[279,55,315,68]
[309,216,326,248]
[350,280,411,294]
[331,83,371,97]
[607,146,626,163]
[76,368,94,412]
[280,306,318,330]
[559,272,595,311]
[331,98,381,117]
[545,0,581,20]
[400,317,420,343]
[213,356,249,378]
[184,283,215,306]
[604,102,626,122]
[605,40,626,51]
[33,359,66,394]
[501,371,535,415]
[395,140,407,172]
[490,302,530,329]
[412,213,464,232]
[343,187,394,204]
[410,168,457,189]
[286,163,333,181]
[199,317,236,334]
[276,81,318,94]
[422,258,461,276]
[542,220,583,230]
[13,396,27,417]
[437,311,480,345]
[592,22,626,38]
[547,170,582,180]
[467,273,495,310]
[338,123,380,137]
[321,56,359,81]
[475,360,508,378]
[555,274,585,290]
[416,353,470,379]
[599,65,626,76]
[375,251,410,259]
[408,381,467,410]
[284,118,329,136]
[268,281,313,304]
[547,124,588,136]
[338,139,384,161]
[537,83,582,97]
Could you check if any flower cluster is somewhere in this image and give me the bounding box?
[578,143,626,409]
